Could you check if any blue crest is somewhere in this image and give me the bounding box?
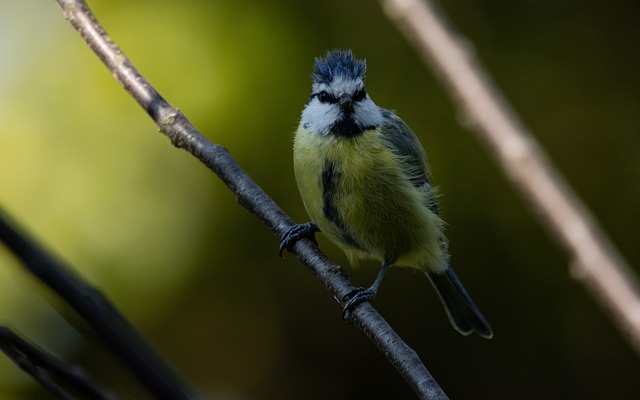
[312,49,366,84]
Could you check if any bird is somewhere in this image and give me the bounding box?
[280,49,492,338]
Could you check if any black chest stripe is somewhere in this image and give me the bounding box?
[321,162,339,223]
[321,162,365,250]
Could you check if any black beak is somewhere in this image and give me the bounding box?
[339,94,353,114]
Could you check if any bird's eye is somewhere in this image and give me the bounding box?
[316,91,335,104]
[353,89,366,102]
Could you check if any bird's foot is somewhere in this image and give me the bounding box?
[341,287,377,319]
[279,222,319,257]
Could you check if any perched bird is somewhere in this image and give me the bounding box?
[281,49,492,338]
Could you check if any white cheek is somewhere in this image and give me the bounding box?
[354,99,384,127]
[301,99,340,135]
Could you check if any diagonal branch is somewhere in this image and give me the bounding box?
[0,326,116,400]
[0,209,196,400]
[53,0,447,399]
[381,0,640,354]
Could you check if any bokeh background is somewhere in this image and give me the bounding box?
[1,0,640,398]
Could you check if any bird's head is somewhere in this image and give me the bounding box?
[301,50,384,136]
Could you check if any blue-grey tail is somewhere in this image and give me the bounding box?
[426,268,493,339]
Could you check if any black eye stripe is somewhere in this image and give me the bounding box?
[312,91,339,104]
[311,89,367,104]
[353,89,366,101]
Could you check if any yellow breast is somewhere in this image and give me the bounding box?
[292,124,447,272]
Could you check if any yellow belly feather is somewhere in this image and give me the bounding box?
[293,124,447,273]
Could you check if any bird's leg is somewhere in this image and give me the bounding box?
[279,222,319,257]
[342,260,390,319]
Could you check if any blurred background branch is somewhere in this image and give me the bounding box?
[382,0,640,353]
[0,208,196,400]
[0,326,115,400]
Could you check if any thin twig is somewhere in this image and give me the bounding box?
[0,210,196,400]
[0,326,116,400]
[53,0,447,398]
[382,0,640,353]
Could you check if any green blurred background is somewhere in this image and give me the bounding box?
[1,0,639,398]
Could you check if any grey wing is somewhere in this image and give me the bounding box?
[380,109,441,216]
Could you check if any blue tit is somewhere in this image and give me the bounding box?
[281,49,492,338]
